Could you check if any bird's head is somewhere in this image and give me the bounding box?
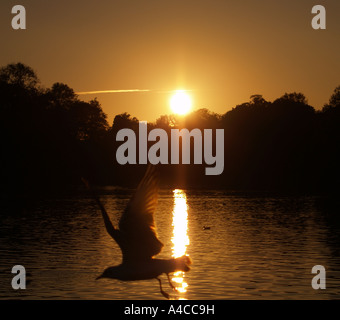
[96,266,122,280]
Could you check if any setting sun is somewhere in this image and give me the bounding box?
[170,90,192,115]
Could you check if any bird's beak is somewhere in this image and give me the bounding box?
[96,274,103,280]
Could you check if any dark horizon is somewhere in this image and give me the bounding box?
[1,62,340,197]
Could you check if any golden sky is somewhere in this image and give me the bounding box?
[1,0,339,124]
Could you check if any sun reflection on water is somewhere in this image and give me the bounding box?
[171,189,190,295]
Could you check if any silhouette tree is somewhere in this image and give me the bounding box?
[329,86,340,108]
[323,85,340,111]
[0,62,111,193]
[111,112,139,131]
[250,94,267,105]
[155,114,178,129]
[184,108,221,130]
[0,63,39,90]
[46,82,78,108]
[275,92,308,105]
[318,85,340,192]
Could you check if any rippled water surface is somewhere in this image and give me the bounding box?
[0,189,340,299]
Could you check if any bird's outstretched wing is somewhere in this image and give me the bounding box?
[118,165,164,261]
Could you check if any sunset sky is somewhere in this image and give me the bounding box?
[1,0,339,123]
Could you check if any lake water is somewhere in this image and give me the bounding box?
[0,189,339,300]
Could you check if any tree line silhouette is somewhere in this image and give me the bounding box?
[1,63,339,195]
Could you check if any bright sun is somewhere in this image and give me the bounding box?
[170,90,192,115]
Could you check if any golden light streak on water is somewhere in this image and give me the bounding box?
[171,189,190,294]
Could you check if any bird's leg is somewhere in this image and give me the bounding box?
[156,277,170,300]
[166,273,178,291]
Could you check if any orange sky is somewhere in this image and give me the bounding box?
[1,0,339,124]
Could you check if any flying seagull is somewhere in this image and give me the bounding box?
[83,165,192,299]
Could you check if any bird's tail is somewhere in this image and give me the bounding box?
[174,255,192,272]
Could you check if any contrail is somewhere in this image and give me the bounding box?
[76,89,193,95]
[76,89,151,95]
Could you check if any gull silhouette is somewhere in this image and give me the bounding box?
[84,165,191,299]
